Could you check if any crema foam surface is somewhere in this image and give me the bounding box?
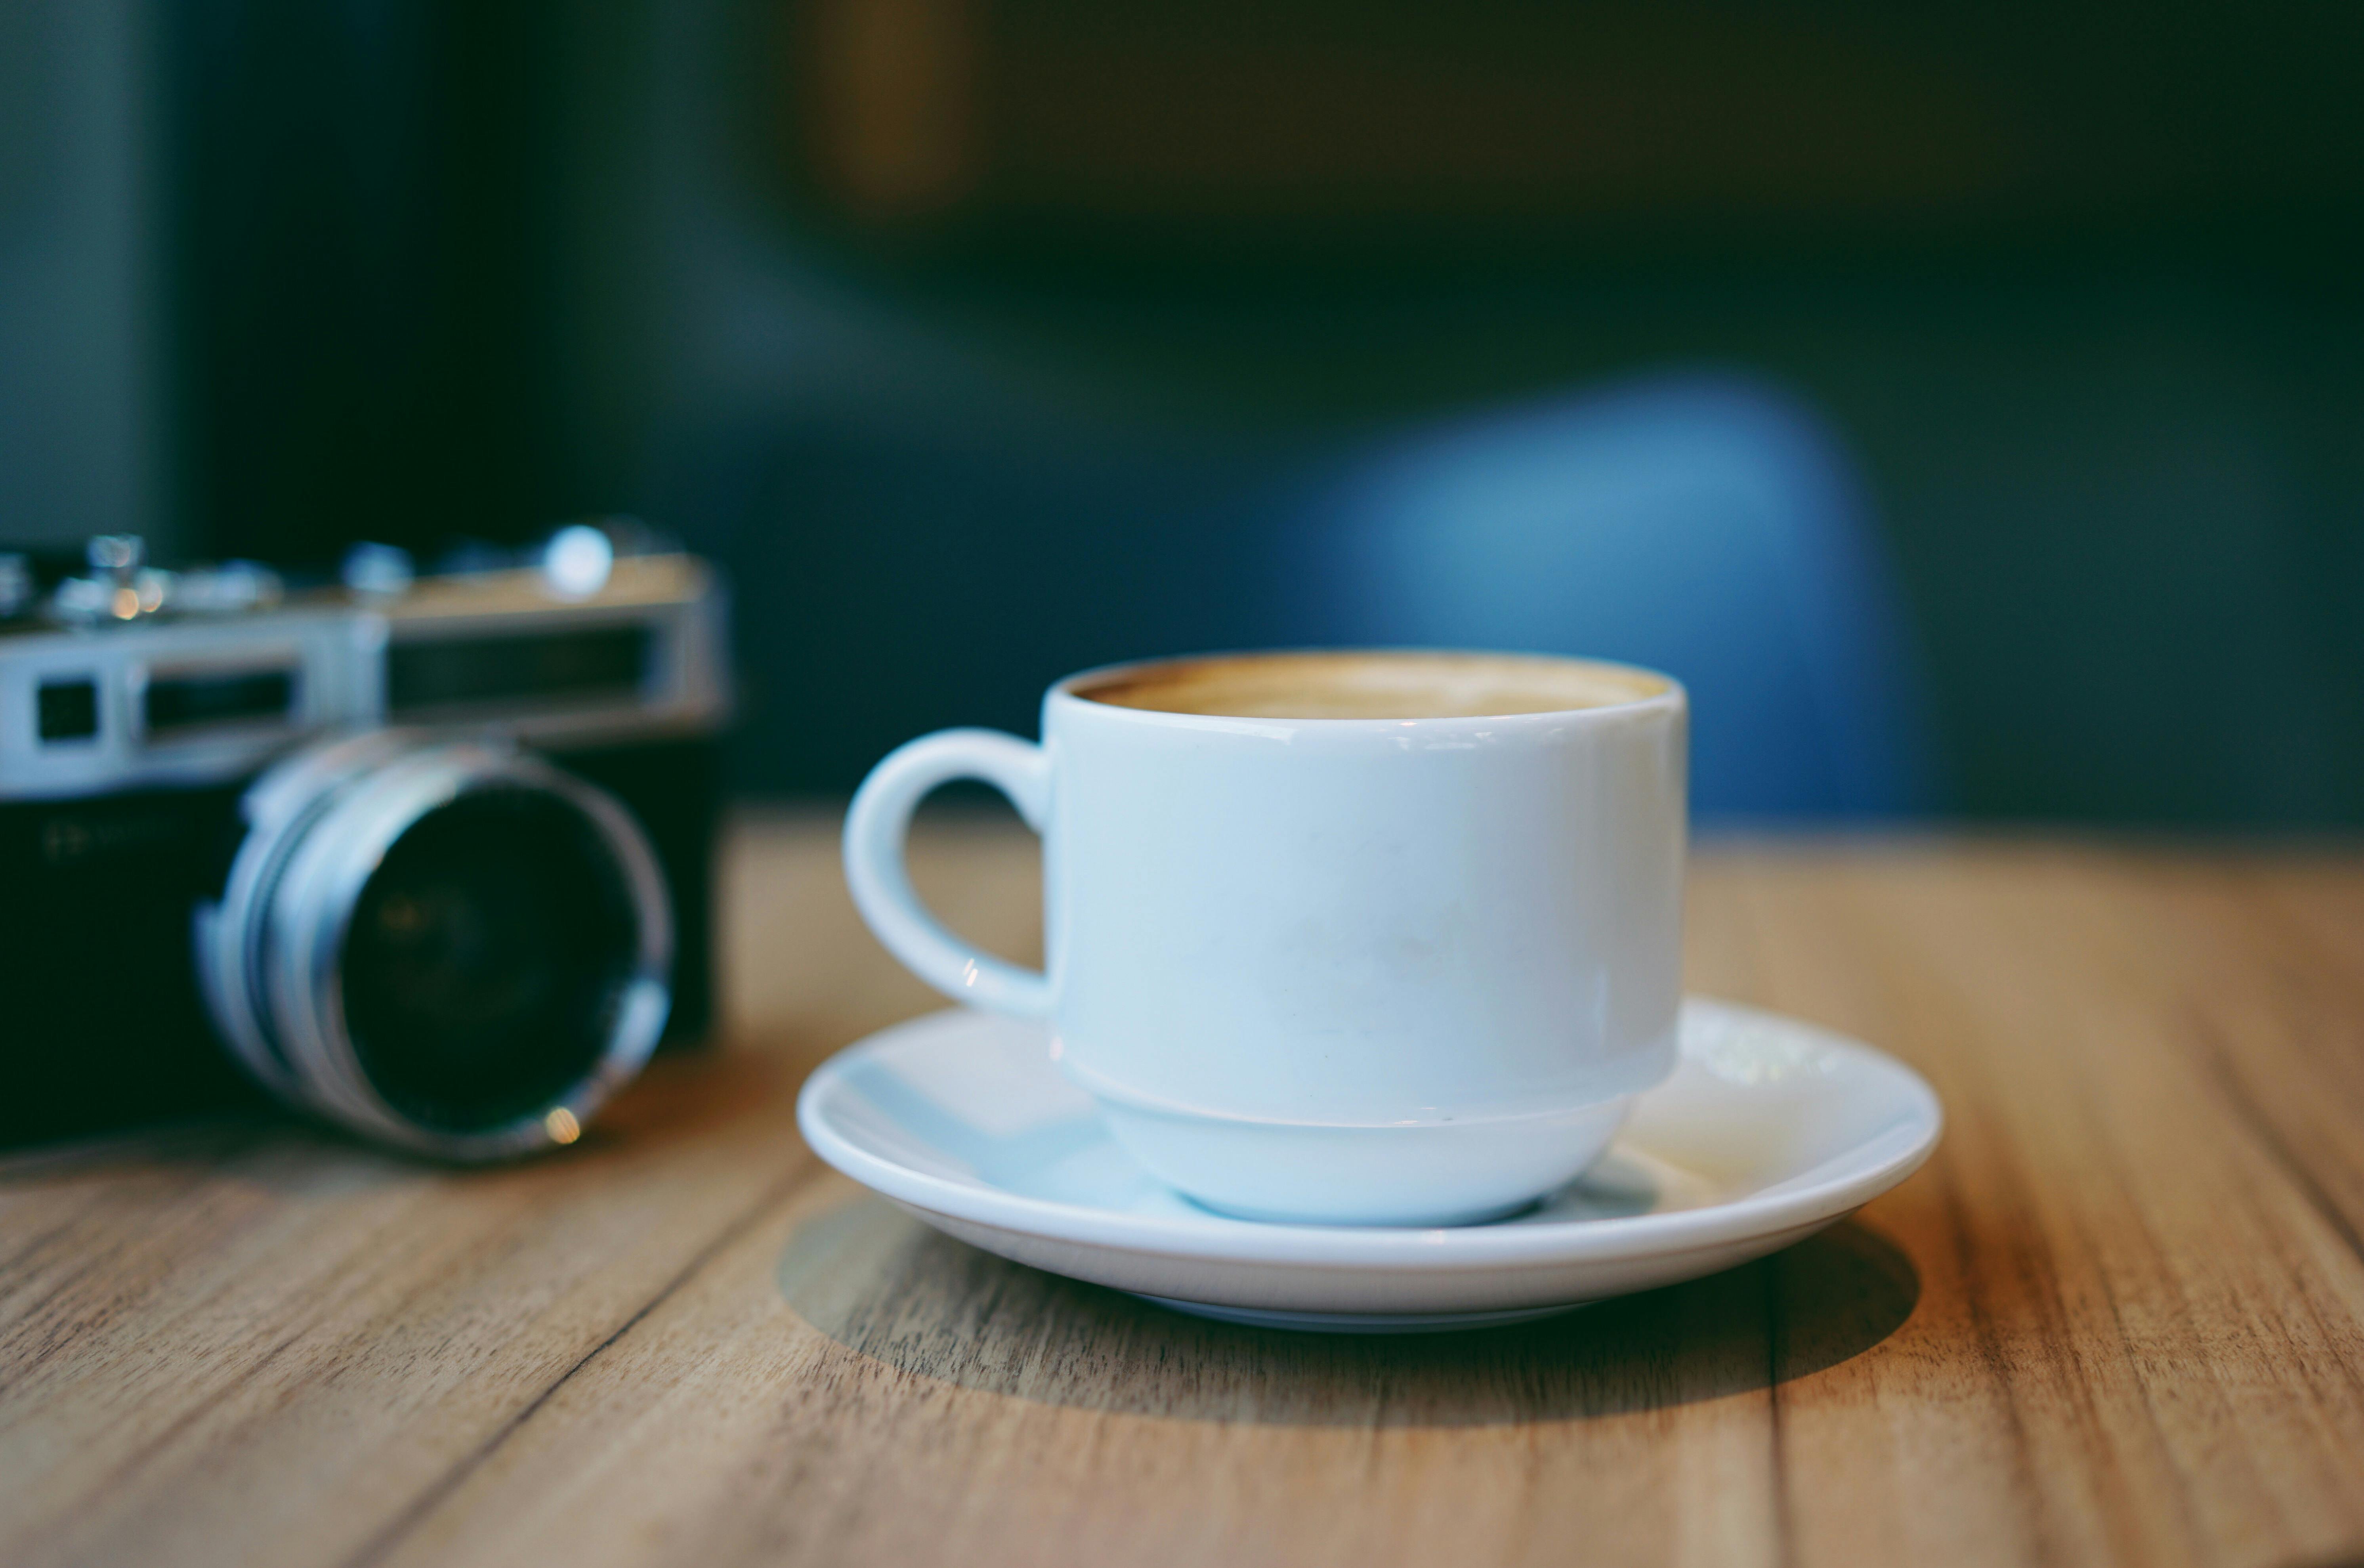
[1074,651,1669,720]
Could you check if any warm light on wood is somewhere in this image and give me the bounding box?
[3,814,2363,1565]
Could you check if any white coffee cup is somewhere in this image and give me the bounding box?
[843,649,1686,1226]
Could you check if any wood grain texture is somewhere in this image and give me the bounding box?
[6,813,2364,1568]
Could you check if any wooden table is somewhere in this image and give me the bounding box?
[6,813,2364,1568]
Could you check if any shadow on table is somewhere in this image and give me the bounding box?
[775,1196,1918,1428]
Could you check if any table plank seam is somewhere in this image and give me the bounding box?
[1935,1153,2053,1559]
[2184,1008,2364,1271]
[335,1154,827,1568]
[2060,1098,2222,1561]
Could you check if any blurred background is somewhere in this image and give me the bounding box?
[4,0,2361,825]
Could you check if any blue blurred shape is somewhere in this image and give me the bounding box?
[1289,375,1936,819]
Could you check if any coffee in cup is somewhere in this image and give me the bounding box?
[844,649,1686,1226]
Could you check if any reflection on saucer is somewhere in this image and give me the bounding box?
[796,999,1942,1331]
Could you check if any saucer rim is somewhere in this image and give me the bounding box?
[795,997,1943,1272]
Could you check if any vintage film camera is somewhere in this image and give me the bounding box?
[0,529,727,1158]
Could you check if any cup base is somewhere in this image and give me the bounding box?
[1183,1192,1545,1228]
[1092,1094,1636,1228]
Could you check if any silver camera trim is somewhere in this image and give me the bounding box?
[1,554,729,802]
[194,731,674,1161]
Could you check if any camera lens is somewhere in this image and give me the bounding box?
[198,734,672,1159]
[343,788,640,1135]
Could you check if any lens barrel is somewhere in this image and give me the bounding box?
[196,732,672,1159]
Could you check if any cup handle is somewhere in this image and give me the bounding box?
[842,728,1052,1018]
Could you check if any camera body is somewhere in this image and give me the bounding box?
[0,540,727,1155]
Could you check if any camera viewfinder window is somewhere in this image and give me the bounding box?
[37,680,100,742]
[144,668,298,736]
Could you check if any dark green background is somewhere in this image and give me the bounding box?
[160,0,2364,825]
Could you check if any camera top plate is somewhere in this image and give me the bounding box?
[0,554,728,803]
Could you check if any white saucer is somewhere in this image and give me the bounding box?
[796,999,1942,1331]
